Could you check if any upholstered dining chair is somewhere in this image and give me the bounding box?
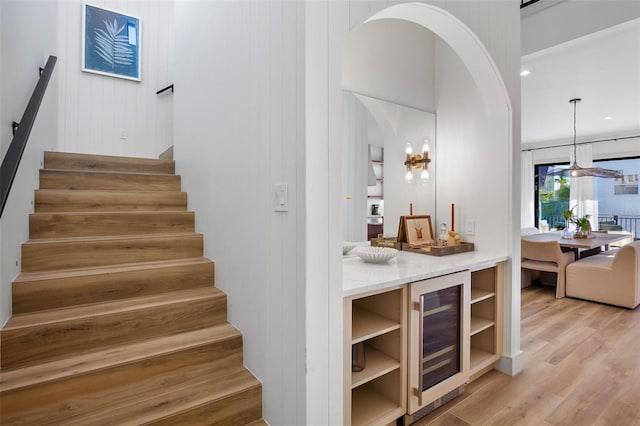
[521,239,576,298]
[566,241,640,309]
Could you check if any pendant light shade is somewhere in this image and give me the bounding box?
[545,98,623,179]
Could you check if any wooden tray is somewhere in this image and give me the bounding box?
[401,241,474,256]
[371,237,402,250]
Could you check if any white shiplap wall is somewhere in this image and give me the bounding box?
[56,0,173,158]
[173,1,306,425]
[0,0,59,327]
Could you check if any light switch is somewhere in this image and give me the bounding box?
[273,183,288,212]
[465,218,475,235]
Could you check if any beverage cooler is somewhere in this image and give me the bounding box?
[408,271,470,416]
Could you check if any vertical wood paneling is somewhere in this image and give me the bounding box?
[294,4,307,422]
[327,2,349,424]
[175,1,305,424]
[267,1,284,424]
[57,0,173,158]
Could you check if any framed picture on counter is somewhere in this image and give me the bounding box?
[401,215,434,245]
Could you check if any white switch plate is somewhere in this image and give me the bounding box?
[465,218,475,235]
[119,128,128,139]
[273,183,288,212]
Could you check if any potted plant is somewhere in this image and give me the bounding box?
[572,214,592,238]
[561,206,575,239]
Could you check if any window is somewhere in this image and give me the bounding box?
[535,162,570,230]
[534,157,640,238]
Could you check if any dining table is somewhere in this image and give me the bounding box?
[521,231,631,259]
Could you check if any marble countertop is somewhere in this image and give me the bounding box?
[343,250,509,297]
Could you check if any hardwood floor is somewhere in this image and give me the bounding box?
[413,283,640,425]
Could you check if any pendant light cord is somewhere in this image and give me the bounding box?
[570,98,581,164]
[573,100,577,163]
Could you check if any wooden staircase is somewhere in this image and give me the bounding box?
[0,151,265,425]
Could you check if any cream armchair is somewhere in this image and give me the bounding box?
[521,239,576,298]
[566,241,640,309]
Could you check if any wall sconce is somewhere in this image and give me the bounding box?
[404,140,431,183]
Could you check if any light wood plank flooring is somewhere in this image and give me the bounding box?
[414,283,640,425]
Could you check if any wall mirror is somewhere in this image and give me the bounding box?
[341,18,439,243]
[342,91,437,242]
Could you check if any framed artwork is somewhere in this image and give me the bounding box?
[403,215,434,245]
[82,3,141,81]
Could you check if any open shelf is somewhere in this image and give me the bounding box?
[470,347,495,373]
[352,307,400,344]
[470,288,495,304]
[351,346,400,389]
[352,382,402,426]
[346,286,405,425]
[468,263,503,383]
[470,316,494,336]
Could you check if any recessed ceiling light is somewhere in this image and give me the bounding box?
[520,70,531,76]
[604,116,613,120]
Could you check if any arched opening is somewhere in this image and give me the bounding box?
[335,0,520,420]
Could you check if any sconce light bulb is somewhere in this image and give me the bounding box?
[421,169,429,181]
[571,170,577,177]
[422,140,429,153]
[405,170,414,183]
[405,143,413,155]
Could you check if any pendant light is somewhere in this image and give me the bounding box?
[546,98,623,179]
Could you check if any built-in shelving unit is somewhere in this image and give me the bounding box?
[469,264,504,380]
[344,287,406,426]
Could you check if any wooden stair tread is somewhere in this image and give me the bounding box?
[29,210,194,218]
[44,151,175,174]
[29,211,196,238]
[21,232,204,273]
[39,169,181,191]
[246,419,270,426]
[0,323,241,392]
[3,287,224,330]
[23,231,201,245]
[13,257,212,283]
[42,168,179,177]
[34,189,188,212]
[61,368,261,426]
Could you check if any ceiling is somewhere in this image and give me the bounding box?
[521,17,640,147]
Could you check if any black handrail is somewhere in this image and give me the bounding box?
[156,84,174,95]
[0,55,57,217]
[521,0,540,8]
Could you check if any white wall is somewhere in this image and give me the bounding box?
[0,0,58,326]
[56,0,174,158]
[306,1,521,424]
[522,0,640,55]
[343,18,436,112]
[435,40,510,253]
[173,1,305,424]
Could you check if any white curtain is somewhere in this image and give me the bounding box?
[521,150,535,228]
[569,144,598,229]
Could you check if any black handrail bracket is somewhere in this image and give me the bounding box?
[156,84,174,95]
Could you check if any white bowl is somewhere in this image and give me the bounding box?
[342,242,357,255]
[353,246,398,264]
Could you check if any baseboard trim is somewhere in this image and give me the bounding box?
[495,350,524,376]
